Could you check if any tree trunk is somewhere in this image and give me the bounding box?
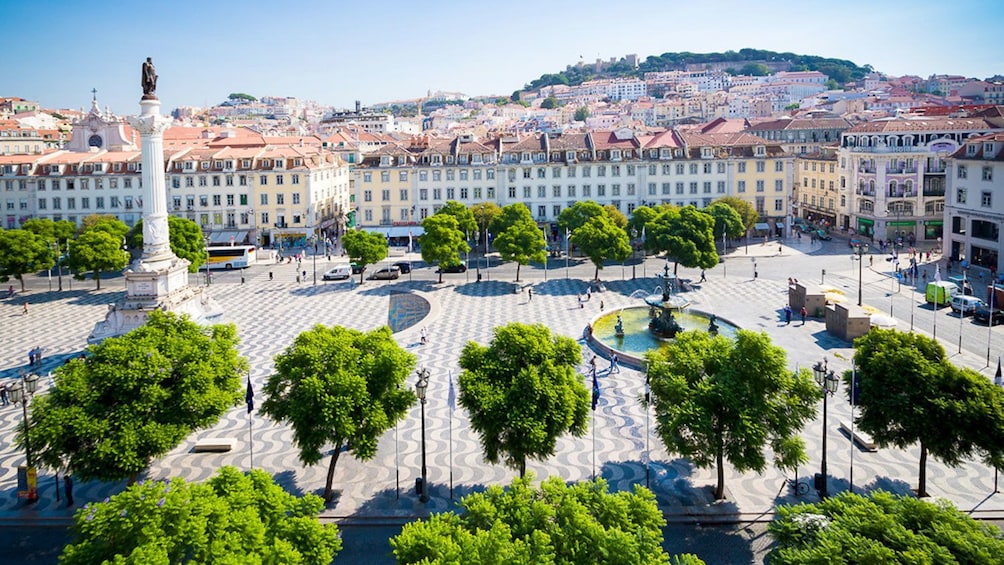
[438,270,443,284]
[358,270,364,285]
[673,261,679,276]
[94,270,101,290]
[17,275,26,292]
[515,263,521,282]
[324,445,343,503]
[519,458,526,478]
[128,473,137,486]
[594,265,600,281]
[917,441,928,497]
[714,447,726,500]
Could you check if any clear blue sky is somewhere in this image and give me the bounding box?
[3,0,1001,114]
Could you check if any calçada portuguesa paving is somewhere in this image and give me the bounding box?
[1,241,1003,526]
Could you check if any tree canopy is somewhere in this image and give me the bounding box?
[26,311,245,482]
[769,491,1004,564]
[66,228,129,289]
[713,196,758,233]
[127,216,208,272]
[77,214,128,238]
[436,200,477,236]
[343,229,388,284]
[647,205,719,275]
[392,475,701,565]
[420,213,469,283]
[261,325,416,502]
[491,203,546,281]
[557,200,606,234]
[21,217,75,243]
[59,466,341,565]
[458,323,589,477]
[0,228,53,291]
[706,201,745,241]
[570,213,632,281]
[850,329,1004,496]
[647,330,818,500]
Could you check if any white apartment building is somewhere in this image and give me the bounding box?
[944,132,1004,272]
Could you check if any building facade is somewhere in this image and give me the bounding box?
[944,133,1003,272]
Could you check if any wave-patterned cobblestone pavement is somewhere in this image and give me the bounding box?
[1,264,1002,523]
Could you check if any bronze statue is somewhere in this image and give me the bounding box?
[142,57,157,97]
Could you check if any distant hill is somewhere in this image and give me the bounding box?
[521,48,873,95]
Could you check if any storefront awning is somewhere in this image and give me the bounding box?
[363,226,425,238]
[208,230,251,245]
[753,223,770,231]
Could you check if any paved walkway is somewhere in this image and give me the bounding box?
[1,241,1003,525]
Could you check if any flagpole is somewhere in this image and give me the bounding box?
[449,371,455,500]
[849,364,856,493]
[933,264,941,340]
[988,286,995,366]
[996,358,1003,493]
[591,366,598,481]
[958,271,966,354]
[246,373,254,471]
[644,370,650,489]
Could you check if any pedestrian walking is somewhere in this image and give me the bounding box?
[609,353,619,374]
[778,244,782,254]
[420,326,428,345]
[28,348,35,366]
[784,304,792,325]
[64,475,74,507]
[869,255,873,267]
[34,346,42,367]
[241,275,245,285]
[0,385,7,406]
[800,305,807,325]
[599,300,604,311]
[527,288,533,302]
[269,271,273,281]
[22,301,28,315]
[699,270,707,283]
[590,354,597,373]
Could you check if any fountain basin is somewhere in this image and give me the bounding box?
[587,306,739,370]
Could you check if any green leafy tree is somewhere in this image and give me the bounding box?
[436,200,477,236]
[540,96,558,109]
[77,214,128,238]
[627,205,660,238]
[26,311,245,483]
[470,201,502,251]
[713,196,758,233]
[648,205,719,276]
[22,217,76,243]
[66,229,129,290]
[574,106,590,122]
[343,229,388,284]
[0,228,53,291]
[647,330,818,500]
[59,466,341,565]
[604,204,628,229]
[557,200,605,234]
[261,325,416,502]
[458,323,589,477]
[420,214,470,283]
[850,329,1004,496]
[769,491,1004,564]
[491,203,546,282]
[706,202,745,240]
[127,216,208,273]
[570,214,631,281]
[740,62,770,76]
[392,475,701,565]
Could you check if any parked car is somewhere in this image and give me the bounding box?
[392,261,412,274]
[436,263,468,273]
[350,262,363,274]
[815,230,832,241]
[973,305,1004,326]
[322,265,351,281]
[950,295,985,316]
[947,274,974,295]
[370,266,401,280]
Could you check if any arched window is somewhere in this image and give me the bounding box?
[869,180,875,194]
[860,200,874,213]
[905,180,913,195]
[889,180,897,196]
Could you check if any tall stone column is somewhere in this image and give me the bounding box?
[130,99,174,264]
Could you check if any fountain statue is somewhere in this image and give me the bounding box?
[614,315,625,338]
[649,304,684,338]
[708,314,720,336]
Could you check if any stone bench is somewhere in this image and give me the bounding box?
[193,437,237,453]
[839,421,877,451]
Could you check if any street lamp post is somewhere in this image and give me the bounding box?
[853,243,869,306]
[415,367,430,503]
[52,241,63,291]
[812,358,838,498]
[9,371,40,503]
[311,236,318,285]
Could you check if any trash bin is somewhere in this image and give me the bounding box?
[815,307,824,318]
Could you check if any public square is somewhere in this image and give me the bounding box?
[2,235,1004,539]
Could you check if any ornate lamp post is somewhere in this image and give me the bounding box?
[9,370,40,503]
[812,358,838,498]
[415,367,430,503]
[853,243,869,306]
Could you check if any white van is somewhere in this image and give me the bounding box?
[322,264,352,281]
[950,295,986,316]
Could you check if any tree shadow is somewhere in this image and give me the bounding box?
[270,469,307,498]
[348,484,482,520]
[662,522,760,565]
[452,280,525,297]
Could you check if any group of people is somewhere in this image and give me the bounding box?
[782,304,809,326]
[27,345,43,367]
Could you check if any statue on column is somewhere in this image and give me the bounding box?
[142,57,158,97]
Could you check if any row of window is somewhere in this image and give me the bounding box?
[4,178,138,191]
[956,165,994,181]
[955,188,994,208]
[36,196,135,210]
[170,174,300,189]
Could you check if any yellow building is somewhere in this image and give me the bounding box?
[794,147,843,230]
